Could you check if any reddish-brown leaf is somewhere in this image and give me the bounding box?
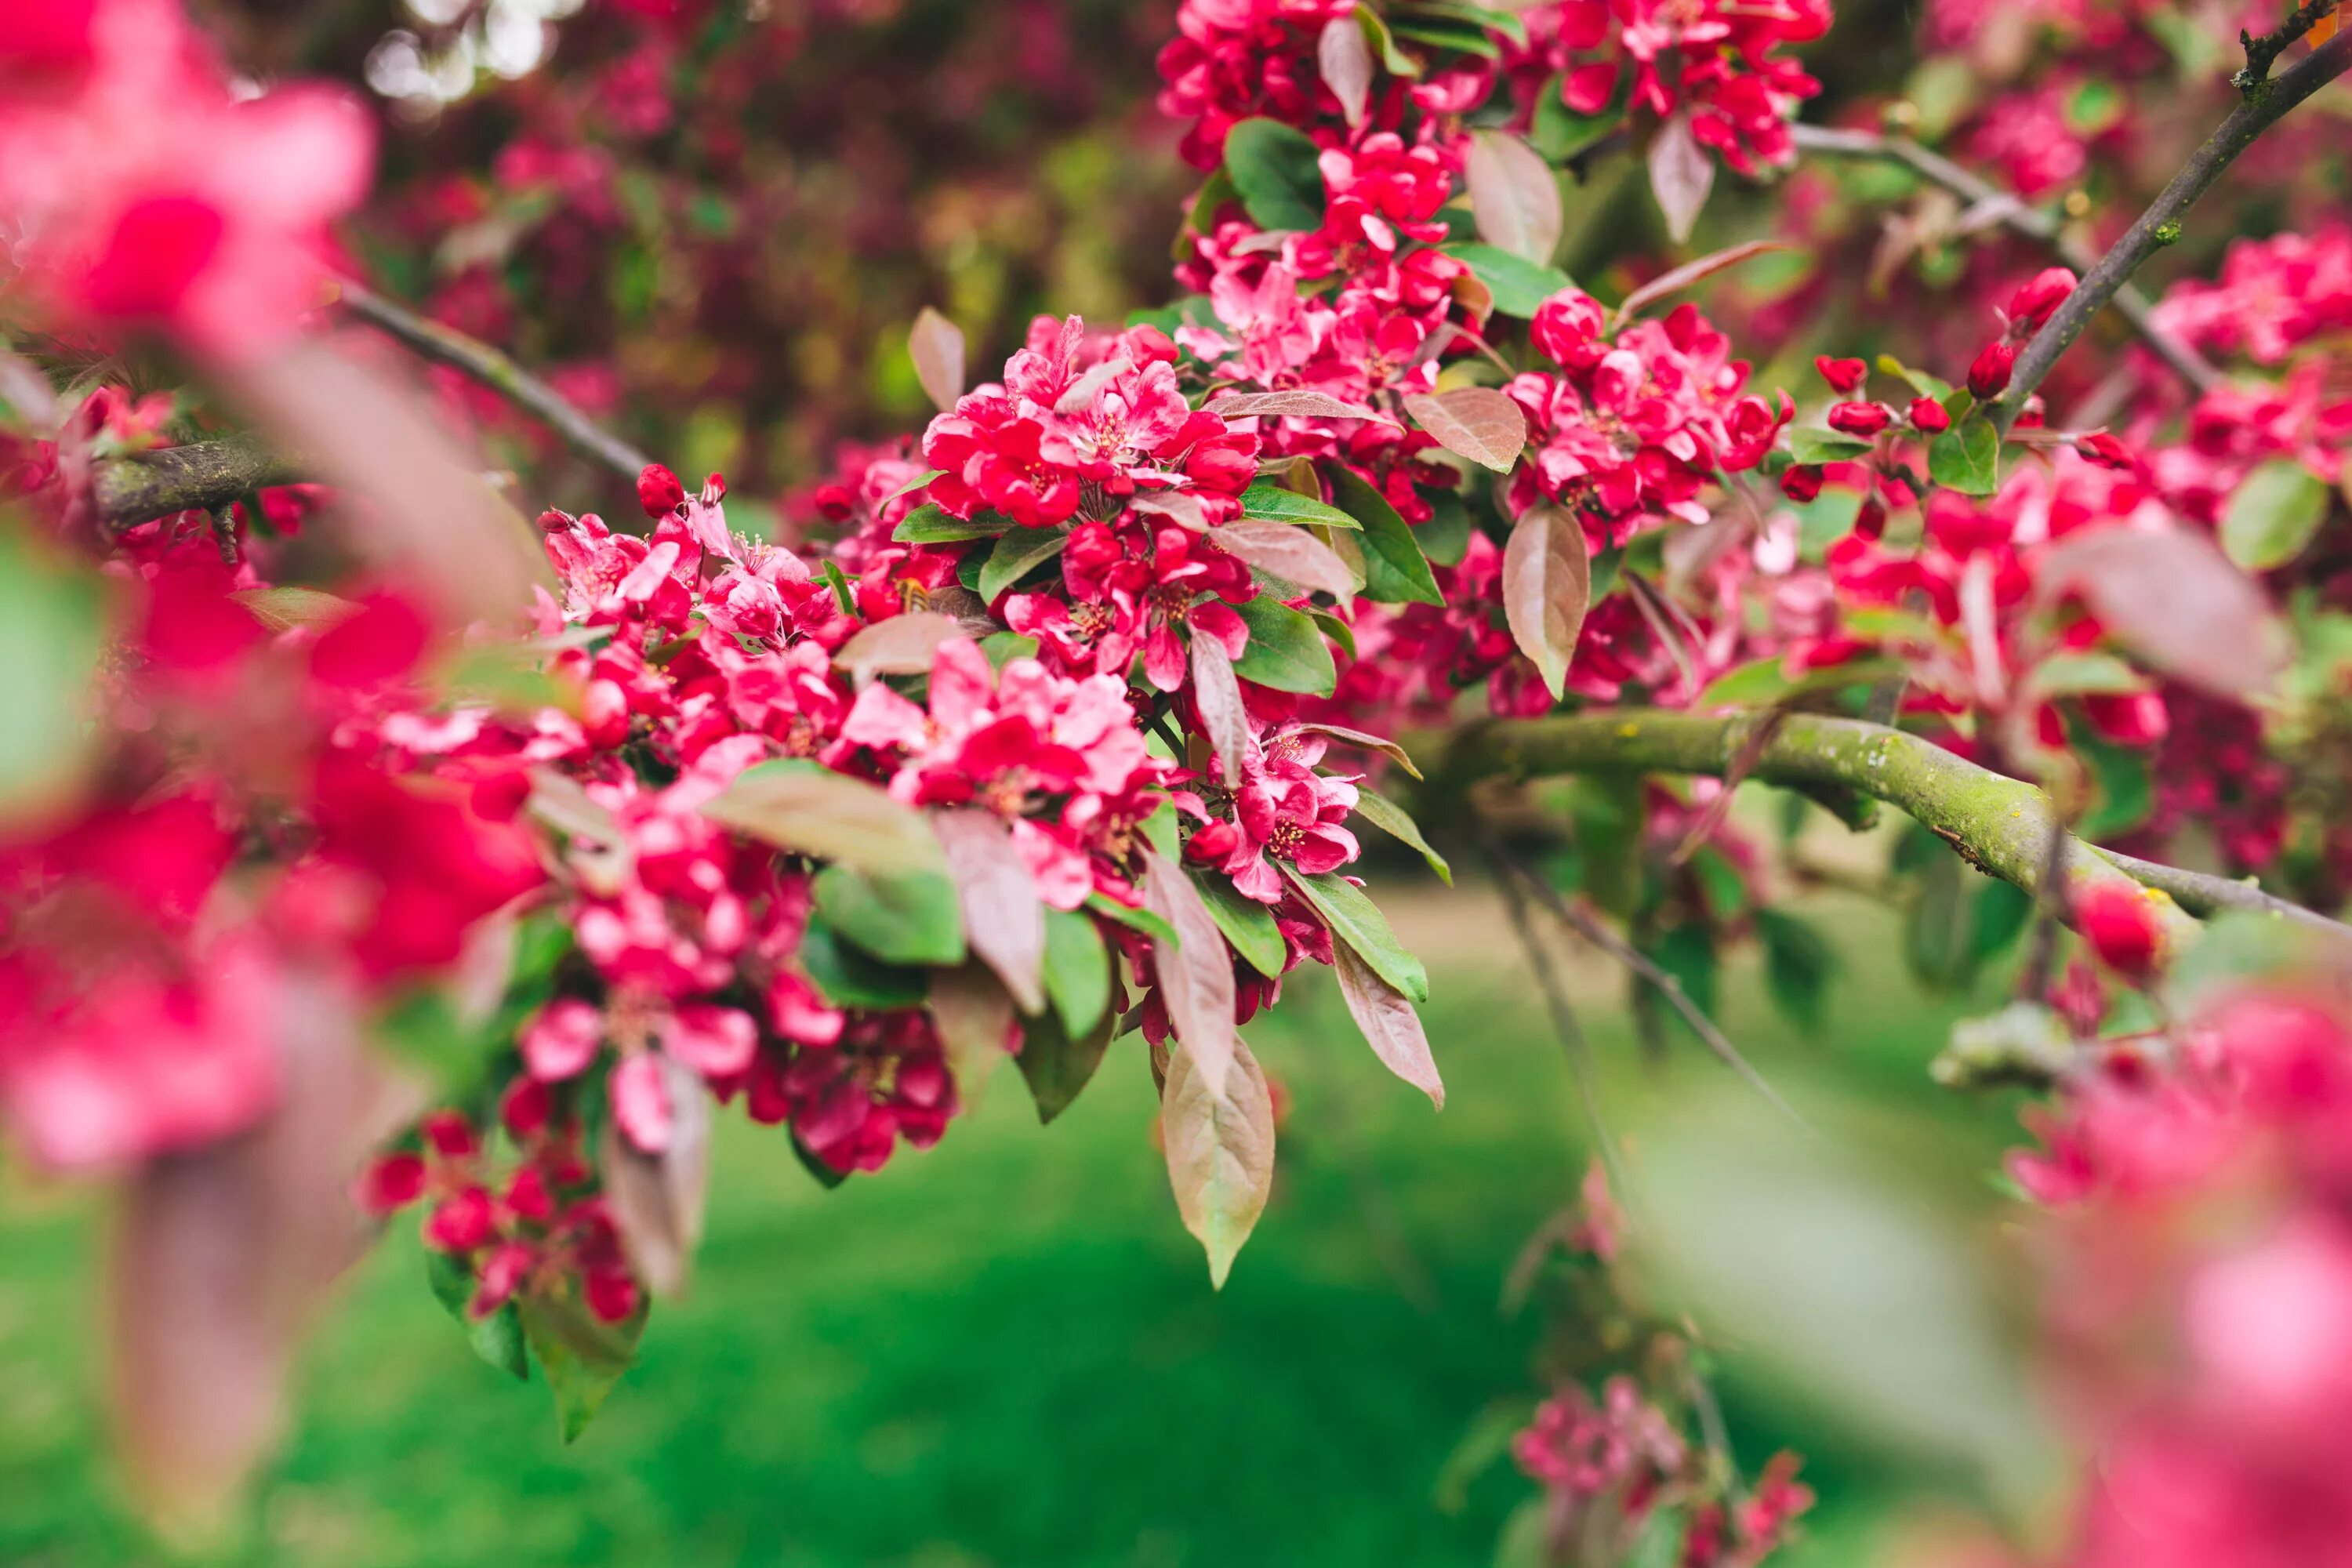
[1330,935,1445,1109]
[1142,846,1239,1097]
[930,964,1018,1102]
[1160,1032,1276,1288]
[1210,390,1393,423]
[1502,503,1592,699]
[1400,387,1528,474]
[1466,129,1563,264]
[1189,633,1250,789]
[932,808,1047,1014]
[702,760,949,877]
[909,307,967,413]
[2037,524,2288,699]
[1646,111,1715,245]
[833,612,965,684]
[1207,519,1358,601]
[1291,721,1424,780]
[1318,13,1372,125]
[1129,490,1212,532]
[600,1054,710,1298]
[1611,240,1793,330]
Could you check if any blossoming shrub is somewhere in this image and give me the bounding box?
[5,0,2352,1563]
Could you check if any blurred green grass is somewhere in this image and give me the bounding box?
[0,887,2026,1568]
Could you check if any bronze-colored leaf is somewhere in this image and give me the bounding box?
[1330,935,1445,1109]
[909,307,967,413]
[1501,503,1592,699]
[599,1054,710,1298]
[2036,524,2287,699]
[1610,239,1792,330]
[1142,846,1238,1097]
[702,760,949,877]
[1210,390,1393,422]
[1646,110,1715,245]
[1318,13,1372,125]
[1400,387,1528,474]
[1160,1032,1276,1288]
[1291,721,1423,779]
[1207,519,1358,601]
[1466,129,1563,264]
[833,612,965,684]
[931,964,1018,1102]
[932,808,1047,1014]
[1189,633,1250,789]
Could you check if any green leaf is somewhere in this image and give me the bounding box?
[1354,3,1420,74]
[812,864,966,967]
[1403,0,1526,45]
[0,525,104,826]
[1439,241,1574,318]
[1223,117,1328,232]
[1282,866,1429,1003]
[1085,890,1181,947]
[1230,595,1340,695]
[1329,465,1443,605]
[799,913,928,1009]
[519,1294,648,1443]
[1928,416,2000,496]
[1385,16,1501,56]
[1240,481,1362,529]
[1189,868,1287,978]
[1043,906,1111,1038]
[2221,458,2328,572]
[232,586,358,632]
[821,559,856,616]
[1353,787,1452,883]
[1529,73,1628,164]
[892,503,1011,544]
[2075,728,2155,840]
[1787,427,1873,465]
[426,1250,530,1381]
[976,525,1070,603]
[1310,609,1358,660]
[1754,908,1835,1027]
[2028,652,2150,699]
[1649,922,1719,1023]
[1904,844,1973,993]
[1014,1005,1116,1123]
[1969,878,2036,966]
[979,630,1039,669]
[1418,487,1472,565]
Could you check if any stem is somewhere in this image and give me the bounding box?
[1999,27,2352,428]
[2238,0,2340,92]
[336,280,655,481]
[1788,123,2220,396]
[1446,710,2352,947]
[91,434,299,529]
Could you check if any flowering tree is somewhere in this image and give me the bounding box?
[5,0,2352,1560]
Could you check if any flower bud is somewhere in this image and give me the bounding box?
[2076,882,2165,981]
[1781,465,1825,503]
[2005,267,2076,332]
[1813,355,1867,394]
[1907,396,1951,434]
[2077,431,2134,470]
[1968,341,2017,400]
[1827,401,1893,437]
[636,463,687,519]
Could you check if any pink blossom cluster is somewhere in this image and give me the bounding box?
[0,0,372,356]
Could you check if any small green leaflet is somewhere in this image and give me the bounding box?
[1328,465,1442,605]
[1231,596,1339,695]
[426,1250,530,1381]
[1042,906,1112,1039]
[811,864,966,967]
[1189,867,1288,978]
[1439,242,1574,318]
[520,1294,648,1444]
[1786,428,1872,466]
[1928,416,2000,496]
[1222,117,1328,232]
[1353,787,1451,883]
[1015,1007,1116,1124]
[893,503,1011,543]
[2220,458,2328,572]
[1240,481,1363,529]
[1086,891,1179,946]
[1281,866,1430,1003]
[800,914,928,1009]
[976,526,1070,602]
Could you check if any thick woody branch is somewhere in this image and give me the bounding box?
[336,280,655,481]
[1446,711,2352,947]
[92,433,299,528]
[1788,123,2221,396]
[1999,27,2352,428]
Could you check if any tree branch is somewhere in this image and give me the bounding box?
[1999,27,2352,428]
[335,279,655,482]
[1445,710,2352,947]
[91,433,300,529]
[2238,0,2340,93]
[1788,123,2221,397]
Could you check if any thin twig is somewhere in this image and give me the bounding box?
[1998,28,2352,429]
[1515,869,1808,1131]
[1488,845,1633,1197]
[2238,0,2341,92]
[1788,123,2220,396]
[2018,815,2074,1000]
[336,279,655,481]
[2094,845,2352,935]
